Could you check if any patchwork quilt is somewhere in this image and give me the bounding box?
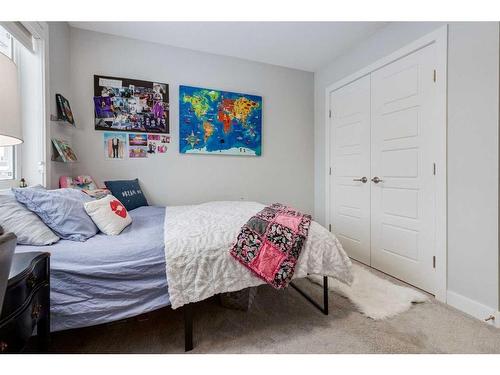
[230,203,311,288]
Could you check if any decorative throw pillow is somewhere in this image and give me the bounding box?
[13,187,98,242]
[104,178,148,211]
[84,195,132,235]
[0,194,60,246]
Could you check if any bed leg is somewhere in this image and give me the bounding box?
[184,303,193,352]
[323,276,329,316]
[290,275,329,315]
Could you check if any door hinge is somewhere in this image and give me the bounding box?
[433,162,436,175]
[433,256,436,269]
[329,224,332,232]
[329,109,332,119]
[329,166,332,175]
[433,69,436,82]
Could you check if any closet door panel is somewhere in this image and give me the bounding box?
[370,44,437,293]
[329,75,371,265]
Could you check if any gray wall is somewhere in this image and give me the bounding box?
[48,22,73,188]
[314,22,500,312]
[67,27,314,213]
[447,23,499,311]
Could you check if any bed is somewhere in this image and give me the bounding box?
[15,203,352,351]
[15,206,170,332]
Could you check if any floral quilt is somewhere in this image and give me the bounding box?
[230,203,312,288]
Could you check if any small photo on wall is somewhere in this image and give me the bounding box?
[148,134,161,142]
[129,146,148,158]
[104,132,127,159]
[147,141,157,154]
[146,133,169,155]
[157,145,168,153]
[128,133,148,146]
[128,133,148,158]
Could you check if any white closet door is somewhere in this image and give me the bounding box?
[370,44,437,293]
[330,75,371,264]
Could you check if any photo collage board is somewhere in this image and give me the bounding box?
[93,75,171,160]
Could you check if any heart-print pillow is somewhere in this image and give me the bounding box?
[84,195,132,235]
[110,199,127,218]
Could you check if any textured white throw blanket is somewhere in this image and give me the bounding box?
[164,201,353,309]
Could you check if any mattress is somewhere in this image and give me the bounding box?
[15,206,170,332]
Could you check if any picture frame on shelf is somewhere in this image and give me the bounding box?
[55,94,75,125]
[51,138,78,163]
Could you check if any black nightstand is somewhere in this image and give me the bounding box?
[0,252,50,353]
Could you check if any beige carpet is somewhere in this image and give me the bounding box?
[32,267,500,354]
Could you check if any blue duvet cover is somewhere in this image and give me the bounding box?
[15,206,170,331]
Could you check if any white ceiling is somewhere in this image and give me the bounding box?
[69,22,388,72]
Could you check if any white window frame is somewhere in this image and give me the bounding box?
[0,26,20,189]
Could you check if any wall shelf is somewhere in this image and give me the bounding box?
[50,114,75,126]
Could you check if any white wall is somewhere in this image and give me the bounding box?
[48,22,73,188]
[314,22,500,316]
[314,22,444,223]
[67,27,314,212]
[447,22,499,315]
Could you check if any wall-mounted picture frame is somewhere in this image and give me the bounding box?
[179,85,262,156]
[93,75,169,134]
[51,138,78,163]
[56,94,75,125]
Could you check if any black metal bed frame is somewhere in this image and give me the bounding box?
[182,275,329,352]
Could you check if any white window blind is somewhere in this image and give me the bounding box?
[0,26,12,58]
[0,22,34,53]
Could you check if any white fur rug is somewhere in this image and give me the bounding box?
[308,263,428,320]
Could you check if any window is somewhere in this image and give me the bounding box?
[0,26,14,182]
[0,22,46,188]
[0,146,14,180]
[0,26,11,57]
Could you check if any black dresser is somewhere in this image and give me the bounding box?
[0,252,50,353]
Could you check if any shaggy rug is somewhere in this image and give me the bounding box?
[309,263,428,320]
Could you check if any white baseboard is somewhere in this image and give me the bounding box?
[446,290,500,328]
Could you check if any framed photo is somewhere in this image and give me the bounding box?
[56,94,75,125]
[51,139,78,163]
[93,75,169,134]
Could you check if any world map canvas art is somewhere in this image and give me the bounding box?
[179,85,262,156]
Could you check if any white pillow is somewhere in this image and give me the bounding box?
[84,195,132,235]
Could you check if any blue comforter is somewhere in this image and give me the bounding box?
[16,206,170,331]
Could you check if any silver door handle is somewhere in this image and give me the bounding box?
[353,177,368,183]
[371,176,383,184]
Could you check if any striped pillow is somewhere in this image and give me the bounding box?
[0,194,59,246]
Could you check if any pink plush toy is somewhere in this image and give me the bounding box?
[59,176,110,198]
[59,175,97,190]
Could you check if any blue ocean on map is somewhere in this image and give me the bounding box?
[179,85,262,156]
